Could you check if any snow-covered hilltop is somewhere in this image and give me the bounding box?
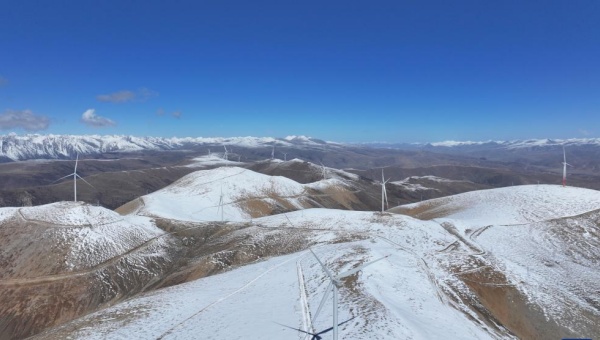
[117,165,365,222]
[0,134,336,161]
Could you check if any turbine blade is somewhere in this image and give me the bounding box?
[337,255,389,279]
[312,281,333,324]
[315,316,357,336]
[74,153,79,172]
[274,322,316,336]
[51,173,76,184]
[75,174,95,188]
[309,248,337,283]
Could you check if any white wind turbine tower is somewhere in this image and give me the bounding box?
[223,145,229,160]
[283,152,288,161]
[381,169,389,212]
[562,146,573,187]
[271,145,275,160]
[217,186,224,221]
[319,162,328,180]
[52,154,94,203]
[310,248,388,340]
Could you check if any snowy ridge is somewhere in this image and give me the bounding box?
[391,176,473,192]
[0,202,167,276]
[132,166,356,222]
[0,134,337,161]
[395,185,600,337]
[185,154,243,168]
[475,211,600,335]
[399,184,600,226]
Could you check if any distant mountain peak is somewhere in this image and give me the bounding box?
[0,134,337,162]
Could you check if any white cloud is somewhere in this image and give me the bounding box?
[171,111,182,119]
[138,87,159,100]
[97,88,158,103]
[0,109,50,131]
[80,109,116,127]
[96,90,135,103]
[156,108,165,116]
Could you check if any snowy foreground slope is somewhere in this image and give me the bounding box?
[35,210,502,339]
[394,184,600,338]
[20,185,600,339]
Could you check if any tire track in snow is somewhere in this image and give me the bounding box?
[373,235,447,305]
[156,251,307,340]
[296,260,313,339]
[254,220,449,305]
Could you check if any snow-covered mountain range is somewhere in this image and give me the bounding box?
[0,134,334,161]
[365,137,600,150]
[427,138,600,148]
[4,133,600,162]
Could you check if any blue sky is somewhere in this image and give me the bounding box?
[1,0,598,142]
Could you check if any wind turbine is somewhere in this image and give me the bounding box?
[276,317,356,340]
[271,145,275,160]
[217,186,224,221]
[223,145,229,160]
[310,248,388,340]
[52,154,94,202]
[283,152,288,161]
[562,146,573,187]
[320,162,327,180]
[381,169,389,212]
